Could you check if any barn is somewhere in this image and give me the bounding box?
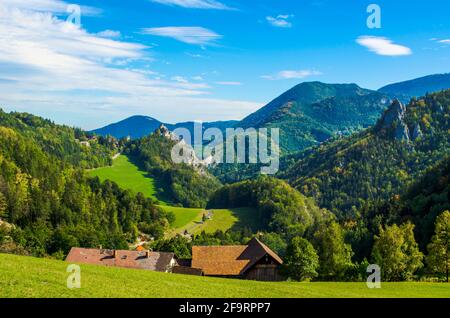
[190,238,283,281]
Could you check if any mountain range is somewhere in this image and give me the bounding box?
[91,116,238,140]
[91,73,450,154]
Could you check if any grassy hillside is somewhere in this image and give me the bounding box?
[87,156,255,234]
[1,253,449,298]
[191,208,260,235]
[88,155,161,202]
[160,206,205,229]
[164,208,259,237]
[88,155,204,230]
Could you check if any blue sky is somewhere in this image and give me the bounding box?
[0,0,449,129]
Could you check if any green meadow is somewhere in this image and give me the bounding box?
[89,155,160,202]
[191,208,260,235]
[1,253,449,298]
[87,156,257,235]
[88,155,203,230]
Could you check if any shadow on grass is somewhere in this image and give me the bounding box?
[227,207,263,233]
[126,154,175,205]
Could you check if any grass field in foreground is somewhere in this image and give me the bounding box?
[1,253,450,298]
[88,155,160,202]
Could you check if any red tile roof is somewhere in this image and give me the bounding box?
[65,248,175,272]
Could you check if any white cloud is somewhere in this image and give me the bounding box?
[171,76,188,83]
[1,0,102,16]
[150,0,233,10]
[356,36,412,56]
[96,30,121,38]
[266,14,293,28]
[141,26,222,45]
[0,1,258,129]
[215,81,242,85]
[261,70,322,80]
[438,39,450,44]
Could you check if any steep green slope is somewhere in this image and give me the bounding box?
[0,111,173,257]
[0,109,115,168]
[125,127,221,208]
[2,253,450,298]
[360,157,450,251]
[238,82,391,153]
[89,155,161,203]
[281,90,450,219]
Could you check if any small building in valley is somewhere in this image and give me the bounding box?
[190,238,283,281]
[65,247,177,273]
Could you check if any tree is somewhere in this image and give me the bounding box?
[314,222,353,280]
[427,211,450,282]
[259,232,288,258]
[372,222,423,281]
[283,237,319,281]
[0,192,6,218]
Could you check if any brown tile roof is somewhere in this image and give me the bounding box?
[191,238,283,276]
[65,248,175,272]
[192,245,249,276]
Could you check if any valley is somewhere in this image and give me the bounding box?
[2,0,450,303]
[88,154,256,237]
[0,75,449,292]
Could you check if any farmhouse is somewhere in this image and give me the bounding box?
[190,238,283,281]
[65,247,177,273]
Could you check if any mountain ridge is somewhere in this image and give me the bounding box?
[91,73,450,154]
[378,73,450,98]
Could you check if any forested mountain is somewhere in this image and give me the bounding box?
[92,74,450,156]
[124,126,221,208]
[280,90,450,220]
[0,110,116,168]
[379,73,450,100]
[207,176,332,238]
[238,82,392,153]
[0,110,174,257]
[91,115,163,139]
[92,115,238,140]
[359,156,450,251]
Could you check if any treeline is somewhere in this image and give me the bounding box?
[0,113,173,258]
[0,109,117,168]
[155,175,449,282]
[125,128,221,208]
